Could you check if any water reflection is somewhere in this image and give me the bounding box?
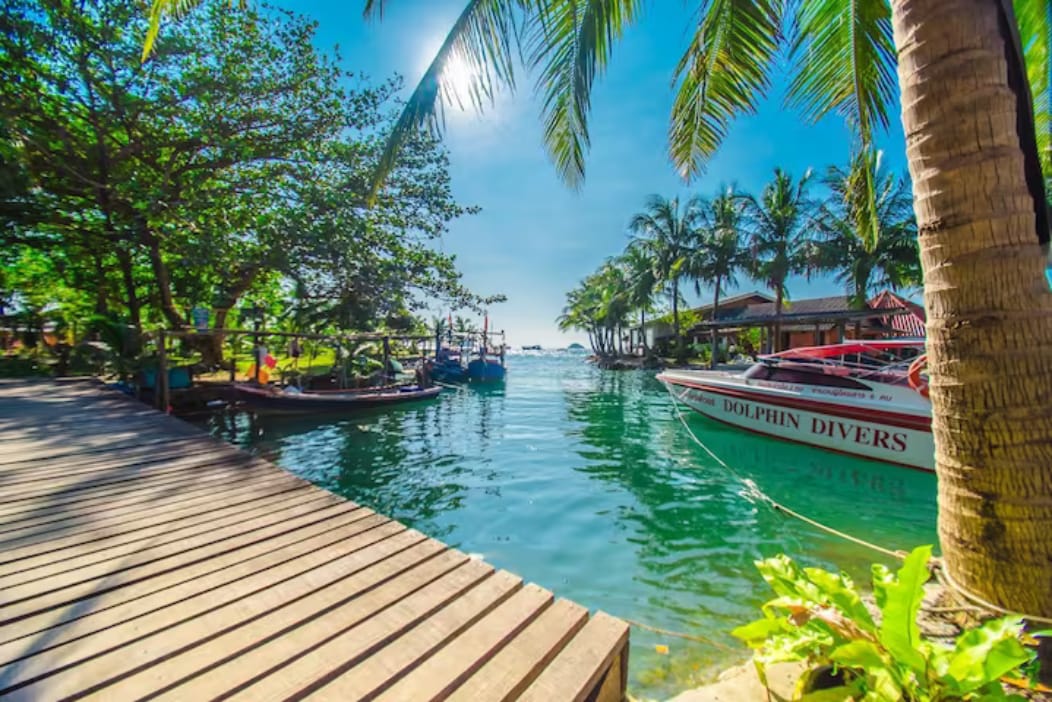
[561,368,937,695]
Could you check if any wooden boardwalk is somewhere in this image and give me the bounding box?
[0,380,628,701]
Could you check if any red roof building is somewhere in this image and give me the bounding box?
[868,290,926,337]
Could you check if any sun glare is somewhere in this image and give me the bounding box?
[440,55,480,106]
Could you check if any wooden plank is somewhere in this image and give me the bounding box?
[0,497,356,624]
[0,467,304,546]
[0,452,268,502]
[0,467,295,537]
[0,459,282,521]
[303,570,523,701]
[517,611,630,702]
[0,439,224,480]
[0,509,390,653]
[145,558,495,701]
[219,567,517,702]
[373,584,554,702]
[0,481,322,565]
[446,598,589,702]
[0,431,205,465]
[0,489,337,589]
[0,535,444,700]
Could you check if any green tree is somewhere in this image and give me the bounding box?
[619,242,658,355]
[691,187,750,367]
[628,195,699,360]
[742,169,816,352]
[812,149,920,319]
[2,0,486,367]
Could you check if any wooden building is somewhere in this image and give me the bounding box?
[646,289,918,354]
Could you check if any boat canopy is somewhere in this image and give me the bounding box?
[763,339,925,361]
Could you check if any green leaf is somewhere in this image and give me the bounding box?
[804,566,875,633]
[526,0,643,190]
[876,545,932,676]
[870,562,894,610]
[946,617,1029,693]
[732,616,788,646]
[1015,0,1051,178]
[830,640,903,700]
[830,640,887,669]
[785,0,897,145]
[365,0,521,203]
[668,0,781,180]
[755,554,825,603]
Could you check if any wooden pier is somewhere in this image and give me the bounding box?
[0,379,628,701]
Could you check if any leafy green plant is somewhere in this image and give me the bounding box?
[732,546,1034,701]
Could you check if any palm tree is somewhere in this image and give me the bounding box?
[628,195,699,360]
[812,149,920,332]
[742,169,816,352]
[619,242,658,356]
[557,261,630,356]
[146,0,1052,620]
[691,187,750,367]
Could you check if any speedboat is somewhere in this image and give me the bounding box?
[657,340,933,471]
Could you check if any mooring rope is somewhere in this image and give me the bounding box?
[619,617,736,650]
[664,384,1052,627]
[664,385,905,561]
[931,560,1052,626]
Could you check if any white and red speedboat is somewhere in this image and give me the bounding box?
[657,340,934,471]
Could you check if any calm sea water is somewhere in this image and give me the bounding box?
[197,352,937,699]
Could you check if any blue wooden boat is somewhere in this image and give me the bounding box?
[431,356,469,383]
[468,357,505,382]
[432,321,506,384]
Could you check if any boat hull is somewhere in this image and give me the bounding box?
[658,373,934,472]
[467,358,505,383]
[234,384,441,414]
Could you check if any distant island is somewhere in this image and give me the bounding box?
[567,343,586,351]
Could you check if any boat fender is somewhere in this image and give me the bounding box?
[908,354,929,398]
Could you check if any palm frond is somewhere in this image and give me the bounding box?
[1015,0,1051,178]
[362,0,386,19]
[367,0,521,204]
[668,0,781,180]
[525,0,642,188]
[785,0,896,145]
[143,0,244,61]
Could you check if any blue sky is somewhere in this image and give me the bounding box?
[284,1,912,347]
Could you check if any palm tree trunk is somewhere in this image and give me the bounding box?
[671,278,681,358]
[773,284,784,352]
[892,0,1052,617]
[640,309,648,354]
[710,276,722,369]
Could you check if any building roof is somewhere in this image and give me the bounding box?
[868,290,926,337]
[642,290,774,330]
[737,295,859,320]
[689,294,909,331]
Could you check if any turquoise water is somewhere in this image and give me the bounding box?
[198,352,937,699]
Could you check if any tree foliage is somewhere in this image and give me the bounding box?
[0,0,488,351]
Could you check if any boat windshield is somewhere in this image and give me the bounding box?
[755,341,925,387]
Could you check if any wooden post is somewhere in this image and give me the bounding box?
[837,321,846,343]
[252,317,262,385]
[813,323,822,346]
[157,330,169,413]
[229,332,237,383]
[383,336,391,383]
